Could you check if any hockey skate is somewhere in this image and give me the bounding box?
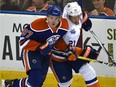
[2,79,14,87]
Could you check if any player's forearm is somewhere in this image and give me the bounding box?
[20,39,41,51]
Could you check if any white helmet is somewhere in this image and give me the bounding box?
[66,2,82,16]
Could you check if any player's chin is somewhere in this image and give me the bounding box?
[51,24,57,28]
[74,22,79,25]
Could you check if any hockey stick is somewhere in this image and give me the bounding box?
[90,30,116,66]
[51,49,111,66]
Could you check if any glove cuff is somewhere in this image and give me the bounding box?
[39,42,49,50]
[80,45,99,60]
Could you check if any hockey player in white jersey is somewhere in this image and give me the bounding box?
[62,1,82,47]
[50,2,100,87]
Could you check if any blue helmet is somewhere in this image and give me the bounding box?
[47,5,62,16]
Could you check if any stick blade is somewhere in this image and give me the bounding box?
[108,62,116,67]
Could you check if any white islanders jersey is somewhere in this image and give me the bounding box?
[62,13,83,46]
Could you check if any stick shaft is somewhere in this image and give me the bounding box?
[51,49,109,65]
[90,30,114,62]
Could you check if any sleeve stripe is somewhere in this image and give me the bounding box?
[82,12,88,24]
[20,40,30,49]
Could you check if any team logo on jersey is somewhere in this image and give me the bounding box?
[47,35,60,45]
[62,76,67,80]
[70,29,76,34]
[32,59,37,64]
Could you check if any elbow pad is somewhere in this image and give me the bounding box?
[80,45,99,61]
[36,41,52,56]
[82,12,92,31]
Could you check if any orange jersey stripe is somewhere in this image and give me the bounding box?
[23,50,31,72]
[50,59,60,82]
[60,18,69,30]
[26,3,50,12]
[21,78,25,87]
[50,54,66,62]
[31,18,48,31]
[22,40,40,51]
[31,18,69,31]
[82,12,88,24]
[89,7,115,16]
[54,38,67,51]
[102,7,115,16]
[26,6,36,12]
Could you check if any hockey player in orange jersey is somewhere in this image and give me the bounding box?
[3,5,69,87]
[50,2,100,87]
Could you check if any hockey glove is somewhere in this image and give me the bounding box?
[36,41,52,56]
[66,46,82,61]
[80,45,99,62]
[82,18,92,31]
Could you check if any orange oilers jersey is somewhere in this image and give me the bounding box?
[26,3,50,12]
[89,7,115,16]
[100,7,115,16]
[19,18,69,51]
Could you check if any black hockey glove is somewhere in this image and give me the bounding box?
[82,18,92,31]
[65,47,77,61]
[82,12,92,31]
[80,45,99,62]
[65,46,82,61]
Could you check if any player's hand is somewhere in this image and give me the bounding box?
[66,46,82,61]
[37,41,52,56]
[68,52,77,61]
[82,18,92,31]
[80,45,99,62]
